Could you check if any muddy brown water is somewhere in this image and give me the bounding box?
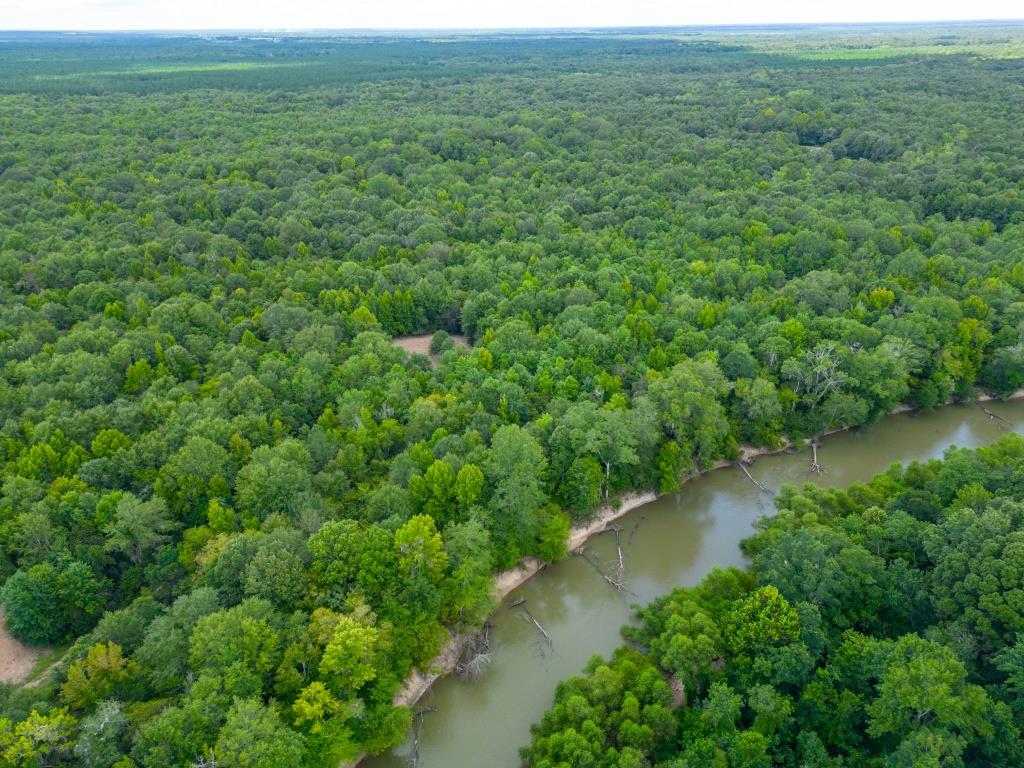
[366,400,1024,768]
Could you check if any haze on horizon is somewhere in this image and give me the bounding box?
[1,0,1022,32]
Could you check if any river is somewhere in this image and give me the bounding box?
[367,399,1024,768]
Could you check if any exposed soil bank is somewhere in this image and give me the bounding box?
[389,491,662,714]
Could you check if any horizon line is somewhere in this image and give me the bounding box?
[4,18,1024,35]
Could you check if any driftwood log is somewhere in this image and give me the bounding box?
[521,609,553,647]
[607,525,626,584]
[406,706,437,768]
[737,460,773,495]
[982,407,1013,427]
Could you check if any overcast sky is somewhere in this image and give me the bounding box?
[1,0,1021,31]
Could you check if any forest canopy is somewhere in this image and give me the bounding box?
[1,25,1023,767]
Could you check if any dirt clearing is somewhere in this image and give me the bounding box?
[390,333,470,367]
[0,608,44,685]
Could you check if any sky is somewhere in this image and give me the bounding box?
[0,0,1021,31]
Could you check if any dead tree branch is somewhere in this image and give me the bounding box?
[982,407,1013,428]
[406,707,437,768]
[605,525,626,584]
[627,516,645,545]
[576,546,631,594]
[809,439,827,475]
[737,460,773,495]
[455,622,493,681]
[521,609,553,648]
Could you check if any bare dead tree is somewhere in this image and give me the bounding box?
[460,650,492,680]
[456,622,493,681]
[809,439,827,475]
[786,343,846,409]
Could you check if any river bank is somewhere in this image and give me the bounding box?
[353,442,802,767]
[352,392,1024,767]
[386,489,662,717]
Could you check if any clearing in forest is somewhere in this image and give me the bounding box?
[0,609,44,685]
[390,333,470,367]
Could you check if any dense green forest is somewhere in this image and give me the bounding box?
[0,25,1023,767]
[523,435,1024,768]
